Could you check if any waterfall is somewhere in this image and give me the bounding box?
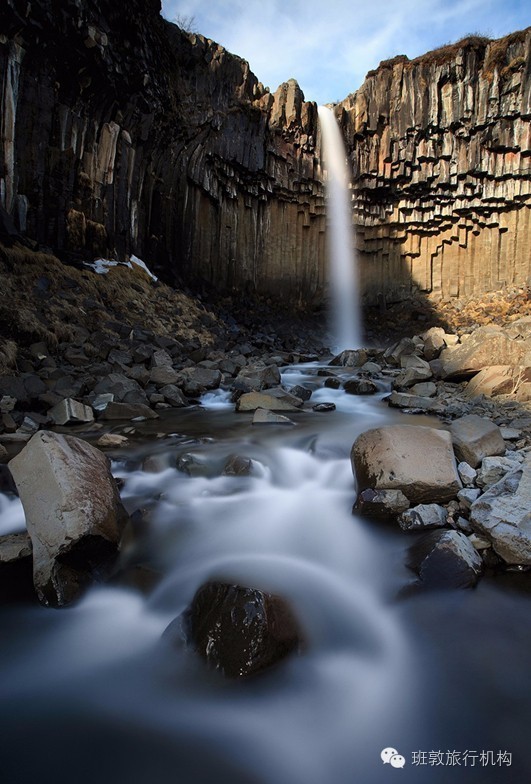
[318,105,362,351]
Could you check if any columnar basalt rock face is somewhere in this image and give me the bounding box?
[339,31,531,305]
[0,0,325,303]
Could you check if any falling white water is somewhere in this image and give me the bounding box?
[318,105,361,351]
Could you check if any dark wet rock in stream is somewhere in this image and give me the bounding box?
[343,379,378,395]
[180,581,303,678]
[406,529,483,589]
[312,402,336,412]
[222,455,254,476]
[8,431,129,606]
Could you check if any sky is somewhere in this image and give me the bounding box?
[160,0,529,105]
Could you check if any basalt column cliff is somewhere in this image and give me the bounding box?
[1,2,530,309]
[1,0,324,304]
[339,31,531,305]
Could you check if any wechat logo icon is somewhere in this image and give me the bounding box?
[381,748,406,769]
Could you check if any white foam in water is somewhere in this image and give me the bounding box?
[199,388,233,409]
[318,105,362,351]
[0,493,26,535]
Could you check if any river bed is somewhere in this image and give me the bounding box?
[0,363,529,783]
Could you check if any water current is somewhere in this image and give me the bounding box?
[1,363,530,783]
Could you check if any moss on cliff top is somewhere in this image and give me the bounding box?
[364,27,530,81]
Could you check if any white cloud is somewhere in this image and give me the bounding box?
[161,0,530,104]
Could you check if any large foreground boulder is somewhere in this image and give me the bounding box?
[351,425,462,504]
[469,454,531,565]
[8,431,128,606]
[180,581,303,678]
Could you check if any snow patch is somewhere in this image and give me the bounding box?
[84,255,158,281]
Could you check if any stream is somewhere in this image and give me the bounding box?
[0,362,529,783]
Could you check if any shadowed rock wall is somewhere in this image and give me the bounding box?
[0,0,325,304]
[338,30,531,304]
[1,3,530,309]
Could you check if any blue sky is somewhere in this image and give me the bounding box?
[160,0,529,105]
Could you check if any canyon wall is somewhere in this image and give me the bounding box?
[0,0,325,305]
[339,30,531,304]
[1,1,530,308]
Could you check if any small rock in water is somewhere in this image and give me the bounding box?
[343,379,378,395]
[329,349,368,368]
[222,455,253,475]
[288,384,312,401]
[48,398,94,426]
[324,377,341,389]
[252,408,295,426]
[179,581,303,678]
[96,433,129,448]
[312,402,336,412]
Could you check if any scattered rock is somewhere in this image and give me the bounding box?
[233,363,280,393]
[288,384,312,401]
[470,455,531,565]
[388,391,443,412]
[457,487,481,510]
[351,425,462,504]
[464,365,531,399]
[475,454,523,488]
[99,402,159,420]
[383,337,419,366]
[159,384,188,407]
[457,461,477,487]
[179,581,303,677]
[343,379,378,395]
[236,390,300,412]
[439,326,529,380]
[149,366,180,386]
[421,327,446,360]
[176,367,222,397]
[48,398,94,426]
[450,414,505,468]
[398,504,447,531]
[329,349,368,367]
[8,431,128,606]
[96,433,129,448]
[409,382,437,398]
[354,488,410,519]
[324,377,341,389]
[407,530,483,589]
[252,408,295,425]
[312,402,336,412]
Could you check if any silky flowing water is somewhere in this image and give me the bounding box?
[1,363,530,783]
